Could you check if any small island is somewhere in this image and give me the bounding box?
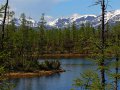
[2,60,65,79]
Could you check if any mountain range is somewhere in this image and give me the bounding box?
[47,9,120,28]
[1,9,120,28]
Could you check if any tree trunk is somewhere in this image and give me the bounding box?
[101,0,105,89]
[115,57,119,90]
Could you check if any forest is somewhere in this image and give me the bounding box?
[0,0,120,90]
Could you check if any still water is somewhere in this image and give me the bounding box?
[11,58,101,90]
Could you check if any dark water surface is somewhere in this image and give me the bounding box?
[11,58,116,90]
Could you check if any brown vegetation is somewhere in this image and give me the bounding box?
[5,69,65,78]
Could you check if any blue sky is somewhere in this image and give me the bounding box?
[1,0,120,21]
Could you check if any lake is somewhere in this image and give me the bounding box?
[10,58,118,90]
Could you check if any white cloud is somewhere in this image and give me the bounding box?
[9,0,69,10]
[7,0,70,20]
[10,0,69,3]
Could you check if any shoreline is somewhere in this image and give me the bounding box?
[39,54,89,58]
[5,69,65,79]
[38,53,113,59]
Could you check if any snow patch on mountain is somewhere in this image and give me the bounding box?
[105,9,120,22]
[48,13,97,28]
[70,13,81,22]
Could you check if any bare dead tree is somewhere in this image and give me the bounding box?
[91,0,106,89]
[1,0,9,49]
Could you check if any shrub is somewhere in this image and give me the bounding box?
[39,60,61,70]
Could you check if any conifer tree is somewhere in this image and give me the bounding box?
[38,13,46,55]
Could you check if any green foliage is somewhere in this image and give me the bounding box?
[73,70,113,90]
[39,60,61,70]
[73,70,101,90]
[0,67,5,81]
[0,66,15,90]
[0,81,15,90]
